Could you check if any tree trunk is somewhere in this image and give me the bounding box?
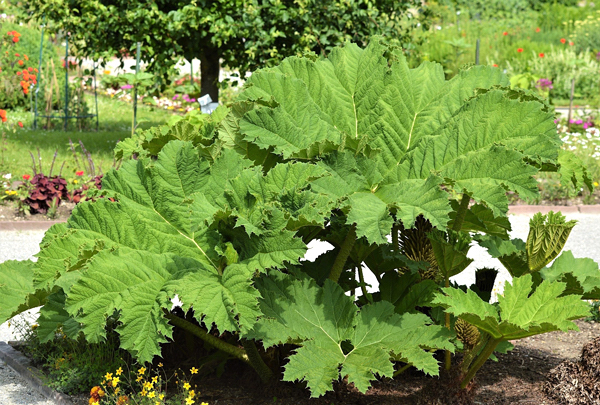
[200,48,220,103]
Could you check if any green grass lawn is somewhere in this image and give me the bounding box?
[1,95,174,178]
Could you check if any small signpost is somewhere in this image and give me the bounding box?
[198,94,219,114]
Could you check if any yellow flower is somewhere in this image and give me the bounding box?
[201,403,209,405]
[116,367,123,376]
[185,398,195,405]
[148,391,156,398]
[144,381,153,390]
[183,382,191,390]
[159,393,165,400]
[189,390,195,398]
[141,389,147,396]
[104,373,113,381]
[158,362,163,367]
[138,367,146,375]
[112,377,120,387]
[594,181,599,187]
[136,376,143,382]
[104,70,111,75]
[114,387,120,395]
[190,367,198,374]
[73,179,79,184]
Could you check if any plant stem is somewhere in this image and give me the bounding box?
[460,337,502,389]
[392,223,399,251]
[241,339,273,383]
[393,363,412,377]
[452,193,471,232]
[163,311,248,362]
[328,224,357,283]
[357,266,372,303]
[460,333,489,375]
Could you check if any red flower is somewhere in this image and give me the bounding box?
[23,174,31,181]
[560,38,566,44]
[503,31,508,36]
[16,71,21,76]
[28,67,33,72]
[569,41,574,46]
[1,117,6,123]
[18,122,23,128]
[14,53,19,57]
[517,48,523,53]
[76,171,84,176]
[536,27,541,33]
[492,64,498,67]
[539,53,545,58]
[12,37,19,43]
[0,110,6,119]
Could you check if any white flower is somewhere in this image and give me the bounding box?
[2,173,11,180]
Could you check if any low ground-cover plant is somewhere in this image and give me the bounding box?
[1,38,599,401]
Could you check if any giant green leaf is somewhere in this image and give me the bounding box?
[0,260,36,322]
[249,272,453,397]
[433,274,589,340]
[540,251,600,299]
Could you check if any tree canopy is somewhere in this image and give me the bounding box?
[22,0,424,101]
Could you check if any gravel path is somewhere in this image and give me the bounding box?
[0,211,598,403]
[0,231,52,405]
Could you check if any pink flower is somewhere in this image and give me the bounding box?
[120,84,133,90]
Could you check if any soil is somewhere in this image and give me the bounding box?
[0,200,74,222]
[51,320,599,405]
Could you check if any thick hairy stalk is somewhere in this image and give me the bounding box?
[242,339,274,382]
[164,311,272,381]
[357,266,373,303]
[328,224,357,283]
[163,311,248,360]
[460,333,490,375]
[460,337,502,388]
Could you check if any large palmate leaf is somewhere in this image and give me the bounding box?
[433,274,589,340]
[540,251,600,299]
[0,260,36,322]
[249,272,453,397]
[238,38,562,242]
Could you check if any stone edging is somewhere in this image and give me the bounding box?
[0,221,65,231]
[0,342,74,405]
[508,205,600,215]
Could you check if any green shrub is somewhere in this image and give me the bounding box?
[505,46,600,100]
[572,12,600,54]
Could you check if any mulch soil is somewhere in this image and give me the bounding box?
[57,320,599,405]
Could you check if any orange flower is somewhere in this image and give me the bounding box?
[492,64,498,67]
[517,48,523,53]
[12,37,19,43]
[16,71,21,76]
[503,31,508,36]
[535,27,540,33]
[0,110,6,119]
[569,41,574,46]
[539,53,545,58]
[18,122,23,128]
[27,67,33,72]
[560,38,566,44]
[23,174,31,180]
[14,53,19,57]
[24,54,29,61]
[18,60,23,66]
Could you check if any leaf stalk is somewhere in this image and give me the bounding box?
[460,337,502,389]
[328,224,357,283]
